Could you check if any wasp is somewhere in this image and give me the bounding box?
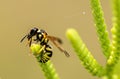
[20,27,70,63]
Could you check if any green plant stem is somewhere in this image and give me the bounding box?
[107,0,120,66]
[30,44,60,79]
[105,0,120,78]
[66,28,105,77]
[90,0,111,58]
[39,61,60,79]
[102,74,118,79]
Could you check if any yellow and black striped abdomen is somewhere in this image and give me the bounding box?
[39,45,52,63]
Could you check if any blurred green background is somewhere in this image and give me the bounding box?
[0,0,112,79]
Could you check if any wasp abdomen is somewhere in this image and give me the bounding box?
[39,45,52,63]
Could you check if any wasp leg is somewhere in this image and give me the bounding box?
[33,38,40,43]
[25,38,32,47]
[37,45,46,54]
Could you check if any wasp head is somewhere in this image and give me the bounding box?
[27,27,38,40]
[20,27,38,46]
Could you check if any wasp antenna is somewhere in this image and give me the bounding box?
[20,35,28,42]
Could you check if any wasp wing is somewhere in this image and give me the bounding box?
[47,36,70,57]
[47,36,62,44]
